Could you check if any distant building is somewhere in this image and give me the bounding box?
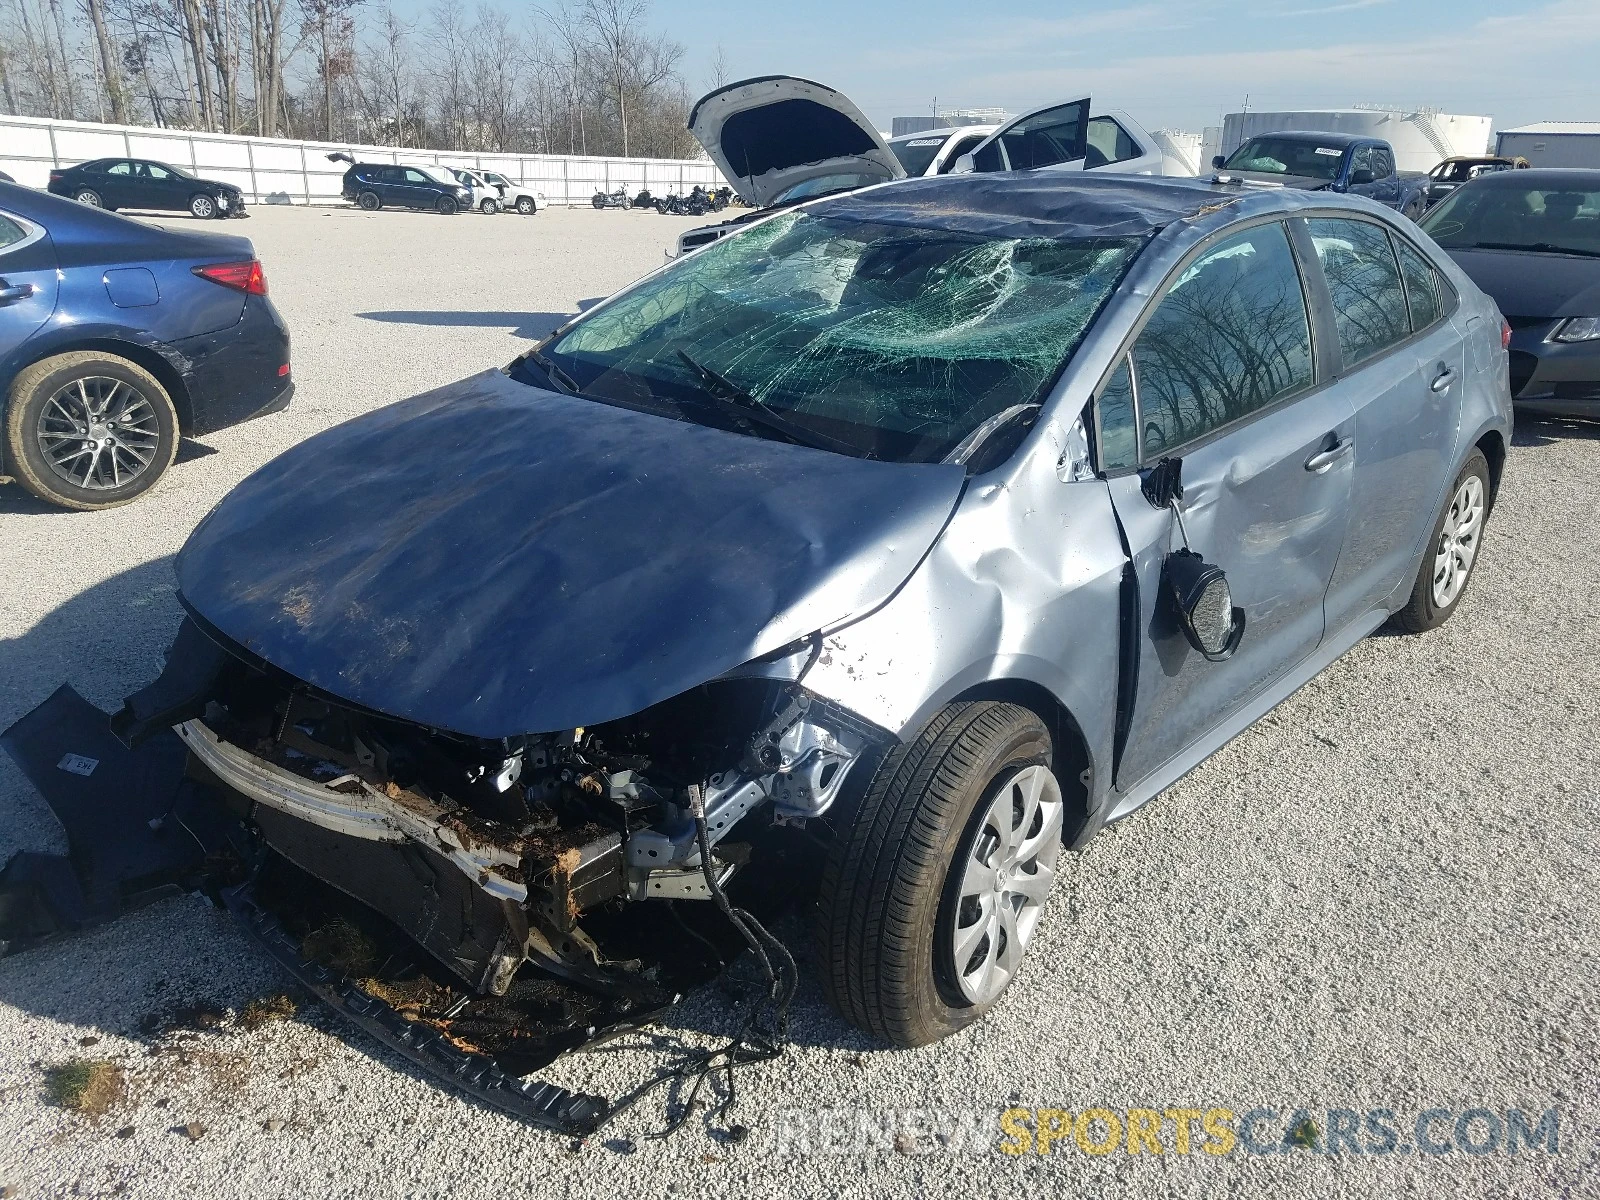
[1217,107,1493,173]
[1495,123,1600,169]
[891,108,1012,138]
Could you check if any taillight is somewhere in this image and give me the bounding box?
[1501,320,1512,350]
[48,170,63,182]
[193,260,267,295]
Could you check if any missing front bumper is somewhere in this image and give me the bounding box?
[222,879,610,1134]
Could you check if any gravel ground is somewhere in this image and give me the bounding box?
[1,203,1597,1200]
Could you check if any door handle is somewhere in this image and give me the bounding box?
[1430,366,1456,393]
[1304,437,1353,473]
[0,282,35,305]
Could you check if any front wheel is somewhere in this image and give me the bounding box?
[189,193,216,219]
[436,196,458,215]
[4,351,180,510]
[515,196,535,215]
[481,198,499,215]
[814,702,1063,1047]
[1388,449,1491,633]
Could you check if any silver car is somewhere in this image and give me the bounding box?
[94,170,1508,1117]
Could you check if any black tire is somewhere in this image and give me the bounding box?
[4,351,180,511]
[74,188,103,208]
[515,196,535,215]
[357,190,382,211]
[436,196,458,215]
[1388,448,1491,633]
[188,193,216,219]
[592,194,606,209]
[481,198,499,215]
[814,701,1055,1047]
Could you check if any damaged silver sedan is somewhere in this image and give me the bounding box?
[2,170,1512,1130]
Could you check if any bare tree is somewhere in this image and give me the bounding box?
[704,41,726,92]
[296,0,357,138]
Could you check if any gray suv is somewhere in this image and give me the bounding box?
[72,171,1508,1122]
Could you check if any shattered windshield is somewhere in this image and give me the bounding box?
[542,210,1141,462]
[1223,138,1343,181]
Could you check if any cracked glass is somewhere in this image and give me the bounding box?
[546,210,1141,463]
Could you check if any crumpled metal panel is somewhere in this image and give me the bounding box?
[176,370,965,739]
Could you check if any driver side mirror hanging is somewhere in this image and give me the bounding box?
[1144,457,1247,662]
[1166,549,1246,662]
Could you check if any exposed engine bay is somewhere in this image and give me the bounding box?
[167,630,881,1000]
[0,618,889,1131]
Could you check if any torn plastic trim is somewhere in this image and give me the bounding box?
[176,719,529,903]
[221,881,610,1135]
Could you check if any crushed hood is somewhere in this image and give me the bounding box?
[1442,246,1600,319]
[688,75,903,208]
[176,371,965,739]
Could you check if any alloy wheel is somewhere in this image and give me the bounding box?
[35,375,161,491]
[1431,473,1485,608]
[947,763,1064,1005]
[75,190,102,207]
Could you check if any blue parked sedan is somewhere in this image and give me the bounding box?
[0,181,291,509]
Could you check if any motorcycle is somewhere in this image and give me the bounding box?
[655,186,719,217]
[591,185,633,210]
[632,187,655,209]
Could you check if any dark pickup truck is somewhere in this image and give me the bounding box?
[1213,131,1431,219]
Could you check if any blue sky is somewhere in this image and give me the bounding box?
[648,0,1599,134]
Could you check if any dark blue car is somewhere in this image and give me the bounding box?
[0,182,291,509]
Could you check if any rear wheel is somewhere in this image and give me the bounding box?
[436,196,458,215]
[481,197,499,215]
[5,351,180,510]
[592,194,606,209]
[357,190,382,211]
[1388,449,1491,633]
[188,193,216,219]
[515,196,535,215]
[74,189,103,208]
[814,702,1063,1046]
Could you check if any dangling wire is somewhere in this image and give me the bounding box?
[598,781,796,1139]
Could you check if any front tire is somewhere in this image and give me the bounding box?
[515,196,535,215]
[5,352,180,510]
[357,190,382,211]
[1388,448,1491,633]
[189,193,216,219]
[814,702,1062,1047]
[481,198,499,215]
[436,196,458,215]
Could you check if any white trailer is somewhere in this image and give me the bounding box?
[1495,123,1600,169]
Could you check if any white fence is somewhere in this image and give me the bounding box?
[0,112,724,206]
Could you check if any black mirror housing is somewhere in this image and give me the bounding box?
[1165,549,1246,661]
[1211,155,1227,169]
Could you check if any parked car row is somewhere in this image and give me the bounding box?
[332,156,549,215]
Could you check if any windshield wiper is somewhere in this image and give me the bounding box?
[521,348,584,396]
[1462,241,1600,258]
[673,348,860,457]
